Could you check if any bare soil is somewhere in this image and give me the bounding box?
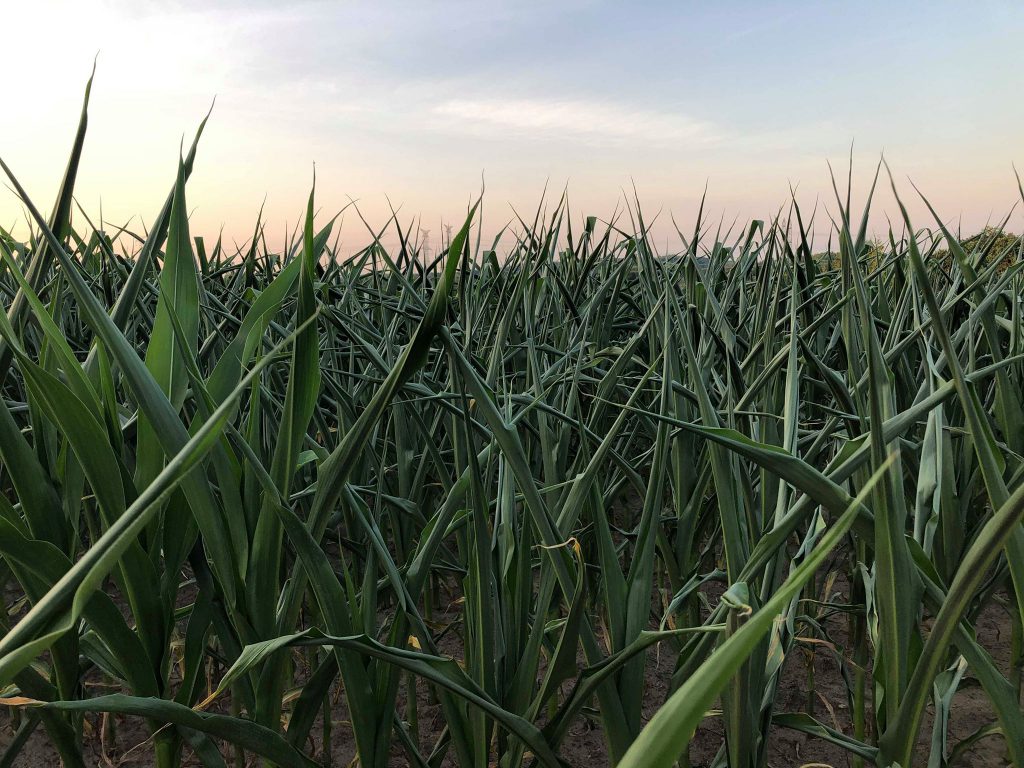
[3,575,1015,767]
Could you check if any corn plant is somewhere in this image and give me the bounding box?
[1,71,1023,768]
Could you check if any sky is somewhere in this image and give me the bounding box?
[2,0,1023,253]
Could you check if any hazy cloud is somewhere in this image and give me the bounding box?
[432,98,717,146]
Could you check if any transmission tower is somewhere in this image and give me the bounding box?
[420,229,431,260]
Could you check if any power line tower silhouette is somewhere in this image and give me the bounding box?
[420,229,431,261]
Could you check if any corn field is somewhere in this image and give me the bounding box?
[2,75,1024,768]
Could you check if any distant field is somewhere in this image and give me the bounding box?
[2,79,1024,768]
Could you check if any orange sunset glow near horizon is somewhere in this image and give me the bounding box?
[4,0,1023,254]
